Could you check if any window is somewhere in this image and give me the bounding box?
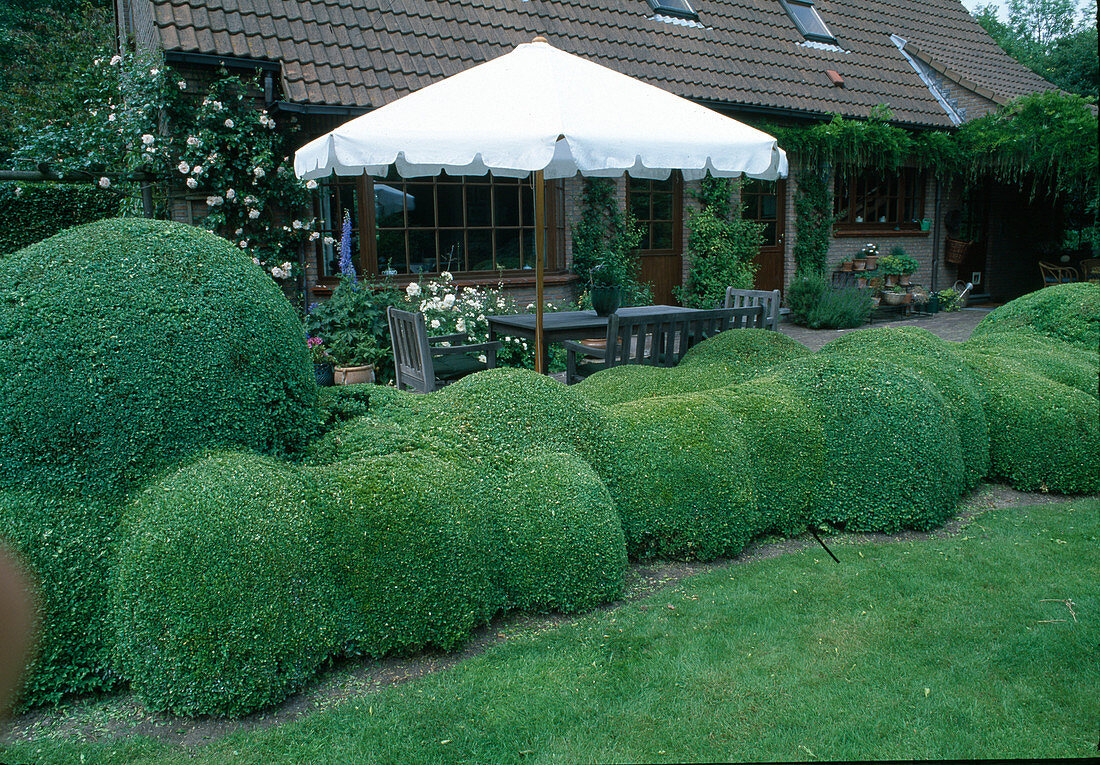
[627,176,681,252]
[834,168,925,230]
[741,179,780,247]
[314,179,362,278]
[645,0,699,21]
[779,0,836,44]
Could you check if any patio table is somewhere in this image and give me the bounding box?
[487,304,699,374]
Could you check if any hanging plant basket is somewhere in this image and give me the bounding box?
[945,237,973,265]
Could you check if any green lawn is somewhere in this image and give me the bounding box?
[4,499,1097,764]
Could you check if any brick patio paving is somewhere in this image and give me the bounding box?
[778,307,994,352]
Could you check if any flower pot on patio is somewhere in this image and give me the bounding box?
[839,261,854,272]
[852,258,867,271]
[334,364,376,385]
[864,255,878,269]
[590,286,622,317]
[881,291,909,306]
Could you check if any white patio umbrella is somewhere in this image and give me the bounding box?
[296,37,787,373]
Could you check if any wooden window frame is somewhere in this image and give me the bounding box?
[833,167,927,235]
[626,174,683,255]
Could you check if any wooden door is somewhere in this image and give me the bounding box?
[629,176,683,305]
[742,179,787,293]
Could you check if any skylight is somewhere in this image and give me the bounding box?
[645,0,699,22]
[779,0,837,44]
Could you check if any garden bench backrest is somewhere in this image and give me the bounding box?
[1038,261,1077,287]
[723,288,781,330]
[605,306,765,368]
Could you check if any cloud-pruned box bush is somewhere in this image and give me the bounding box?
[576,328,811,405]
[971,282,1100,351]
[816,327,991,489]
[0,218,320,499]
[112,453,343,717]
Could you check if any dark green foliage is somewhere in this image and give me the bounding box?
[971,282,1100,351]
[597,394,759,560]
[112,453,343,717]
[571,178,648,305]
[758,355,968,532]
[818,327,991,488]
[0,490,121,709]
[678,177,765,308]
[955,340,1099,493]
[313,451,501,659]
[0,183,123,256]
[0,218,320,498]
[963,332,1099,399]
[486,452,626,613]
[786,274,870,328]
[305,279,407,380]
[576,329,812,405]
[791,169,832,275]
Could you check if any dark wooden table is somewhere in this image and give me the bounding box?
[487,305,698,374]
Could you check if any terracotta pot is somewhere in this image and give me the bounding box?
[864,255,878,269]
[839,261,854,272]
[334,364,376,385]
[852,258,868,271]
[885,274,899,286]
[856,277,868,288]
[899,274,913,286]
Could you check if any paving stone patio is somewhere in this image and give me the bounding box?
[777,306,993,351]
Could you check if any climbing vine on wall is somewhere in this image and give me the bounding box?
[570,177,648,303]
[791,169,833,277]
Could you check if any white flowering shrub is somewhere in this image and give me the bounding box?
[14,53,317,285]
[410,272,565,369]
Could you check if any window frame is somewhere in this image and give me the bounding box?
[778,0,837,45]
[832,167,927,234]
[644,0,700,22]
[626,174,683,255]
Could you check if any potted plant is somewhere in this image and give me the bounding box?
[588,262,623,316]
[329,337,383,385]
[838,258,854,272]
[307,336,336,386]
[858,242,879,270]
[937,287,960,312]
[880,285,911,305]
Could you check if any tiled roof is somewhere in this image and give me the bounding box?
[142,0,1058,128]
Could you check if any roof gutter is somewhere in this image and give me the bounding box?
[689,97,952,132]
[272,101,372,116]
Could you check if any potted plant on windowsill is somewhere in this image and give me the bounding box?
[588,262,623,317]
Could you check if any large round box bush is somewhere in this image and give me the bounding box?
[112,452,342,716]
[0,218,319,498]
[971,282,1100,351]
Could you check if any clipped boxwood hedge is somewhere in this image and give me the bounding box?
[0,491,121,710]
[112,452,343,717]
[971,282,1100,351]
[0,218,320,499]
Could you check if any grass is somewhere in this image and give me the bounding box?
[3,499,1097,764]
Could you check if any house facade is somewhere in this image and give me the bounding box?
[115,0,1061,304]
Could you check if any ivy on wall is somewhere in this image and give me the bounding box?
[791,170,833,277]
[570,177,648,304]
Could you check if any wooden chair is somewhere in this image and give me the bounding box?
[387,306,502,393]
[1079,258,1100,284]
[1038,261,1077,288]
[723,287,781,330]
[563,306,765,385]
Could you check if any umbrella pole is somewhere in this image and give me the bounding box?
[534,169,546,375]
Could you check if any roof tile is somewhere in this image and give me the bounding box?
[150,0,1056,126]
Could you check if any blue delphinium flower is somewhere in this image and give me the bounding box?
[338,208,357,286]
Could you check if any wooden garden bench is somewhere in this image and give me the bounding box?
[563,306,765,384]
[723,287,781,330]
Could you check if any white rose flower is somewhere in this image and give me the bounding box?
[430,319,441,329]
[442,294,455,309]
[224,188,235,200]
[292,220,303,229]
[224,119,234,128]
[192,165,203,175]
[305,179,318,189]
[14,187,23,198]
[98,177,110,188]
[281,262,293,271]
[239,240,248,248]
[234,228,243,236]
[249,209,260,219]
[526,303,535,310]
[271,266,286,279]
[252,257,260,265]
[178,80,187,90]
[109,55,121,66]
[186,136,200,147]
[406,283,421,297]
[323,236,335,245]
[177,161,190,174]
[107,113,116,122]
[150,68,159,76]
[206,195,223,206]
[456,317,466,332]
[477,354,487,363]
[253,167,265,179]
[186,177,198,189]
[441,271,453,282]
[141,134,155,146]
[309,232,320,240]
